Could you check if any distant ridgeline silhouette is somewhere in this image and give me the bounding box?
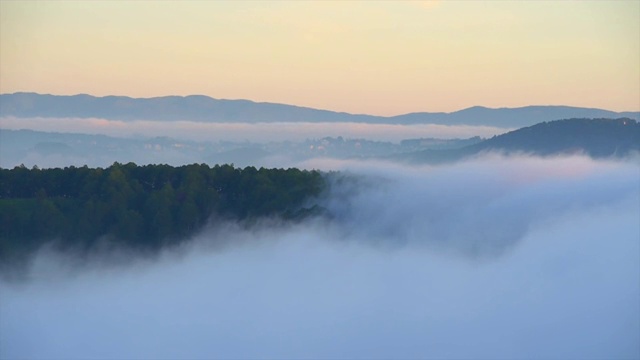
[1,92,638,127]
[397,118,640,163]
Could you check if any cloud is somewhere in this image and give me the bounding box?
[1,155,638,359]
[310,154,638,257]
[0,116,508,143]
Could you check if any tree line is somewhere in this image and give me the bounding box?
[0,163,326,264]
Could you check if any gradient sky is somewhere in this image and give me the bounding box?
[1,1,638,115]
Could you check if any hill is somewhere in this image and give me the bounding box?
[401,118,640,163]
[391,106,640,128]
[1,92,638,128]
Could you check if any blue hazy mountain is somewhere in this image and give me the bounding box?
[390,106,639,128]
[1,92,638,127]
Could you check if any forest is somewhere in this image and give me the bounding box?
[0,163,326,266]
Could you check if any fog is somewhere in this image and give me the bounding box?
[0,116,507,143]
[1,155,639,359]
[1,118,493,170]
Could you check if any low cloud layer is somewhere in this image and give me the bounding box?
[0,116,507,143]
[307,154,639,257]
[1,155,638,359]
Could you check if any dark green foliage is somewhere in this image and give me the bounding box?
[0,163,325,264]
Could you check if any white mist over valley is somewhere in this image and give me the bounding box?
[1,154,638,359]
[3,2,639,358]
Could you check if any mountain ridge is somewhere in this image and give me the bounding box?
[1,92,638,128]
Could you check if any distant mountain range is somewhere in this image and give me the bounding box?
[1,92,638,128]
[398,118,640,163]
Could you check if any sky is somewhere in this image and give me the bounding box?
[1,1,639,115]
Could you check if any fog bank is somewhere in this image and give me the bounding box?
[0,116,507,143]
[1,155,638,359]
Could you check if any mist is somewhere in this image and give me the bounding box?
[0,116,507,143]
[0,118,496,169]
[1,155,638,359]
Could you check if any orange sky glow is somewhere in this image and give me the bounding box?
[1,1,638,115]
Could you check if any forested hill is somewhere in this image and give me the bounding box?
[0,163,325,268]
[402,118,640,163]
[470,118,640,156]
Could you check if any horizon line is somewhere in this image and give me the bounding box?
[2,91,639,116]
